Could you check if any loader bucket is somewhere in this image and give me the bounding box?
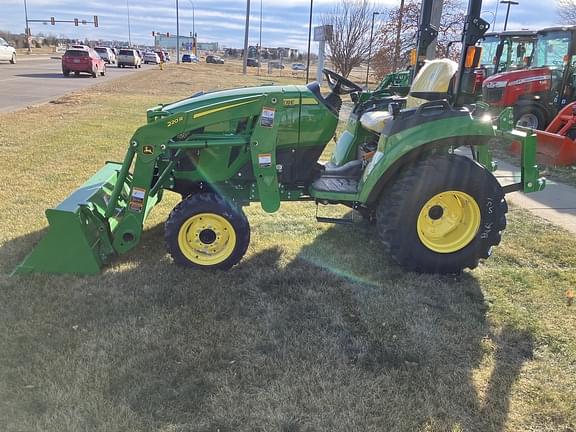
[13,162,126,275]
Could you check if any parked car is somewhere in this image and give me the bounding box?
[0,37,16,64]
[206,55,224,64]
[291,63,306,71]
[62,47,106,78]
[94,47,116,65]
[155,51,166,63]
[269,61,285,69]
[144,52,160,64]
[117,48,142,68]
[247,58,260,67]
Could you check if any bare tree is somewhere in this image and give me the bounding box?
[321,0,376,78]
[371,0,465,78]
[558,0,576,23]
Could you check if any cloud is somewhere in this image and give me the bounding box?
[0,0,561,50]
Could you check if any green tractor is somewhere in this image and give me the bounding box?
[15,0,545,276]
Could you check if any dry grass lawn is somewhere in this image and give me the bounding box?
[0,62,575,432]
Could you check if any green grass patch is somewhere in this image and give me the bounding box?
[0,64,575,431]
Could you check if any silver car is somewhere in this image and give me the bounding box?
[94,47,116,65]
[0,37,16,64]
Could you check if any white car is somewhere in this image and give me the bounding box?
[0,37,16,64]
[117,48,142,68]
[94,47,116,65]
[143,52,160,64]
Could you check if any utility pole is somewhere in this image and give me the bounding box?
[501,0,519,31]
[176,0,180,64]
[365,11,380,88]
[426,0,443,60]
[242,0,250,75]
[305,0,313,83]
[392,0,405,72]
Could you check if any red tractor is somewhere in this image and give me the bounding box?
[483,26,576,130]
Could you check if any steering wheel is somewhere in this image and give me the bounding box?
[323,69,363,95]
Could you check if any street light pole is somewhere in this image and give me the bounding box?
[126,0,132,47]
[392,0,404,72]
[500,0,519,31]
[365,11,380,88]
[176,0,180,64]
[242,0,250,75]
[305,0,313,83]
[23,0,31,54]
[258,0,262,76]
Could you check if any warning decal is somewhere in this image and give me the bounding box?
[258,153,272,168]
[129,187,146,212]
[260,107,275,128]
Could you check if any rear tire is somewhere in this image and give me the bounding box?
[10,53,16,64]
[376,154,507,274]
[74,71,80,76]
[165,193,250,270]
[515,105,547,130]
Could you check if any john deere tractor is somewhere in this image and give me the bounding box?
[15,0,545,276]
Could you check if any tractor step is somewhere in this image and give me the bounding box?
[315,216,355,225]
[315,203,356,225]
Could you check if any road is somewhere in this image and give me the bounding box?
[0,56,152,112]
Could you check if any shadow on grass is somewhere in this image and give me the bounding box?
[0,221,534,431]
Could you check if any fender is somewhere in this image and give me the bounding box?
[359,114,495,204]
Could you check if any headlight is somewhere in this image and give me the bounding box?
[485,80,507,89]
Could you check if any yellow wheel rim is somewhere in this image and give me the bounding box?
[177,213,237,265]
[417,190,481,254]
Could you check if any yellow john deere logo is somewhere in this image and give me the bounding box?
[142,145,154,155]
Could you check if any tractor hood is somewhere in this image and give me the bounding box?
[483,67,552,89]
[156,84,306,115]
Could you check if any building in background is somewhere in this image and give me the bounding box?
[154,34,218,52]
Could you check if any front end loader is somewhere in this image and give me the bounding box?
[15,0,546,276]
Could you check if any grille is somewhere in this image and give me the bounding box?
[483,87,504,103]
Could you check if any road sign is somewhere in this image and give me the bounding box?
[313,25,333,42]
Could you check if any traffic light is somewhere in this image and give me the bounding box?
[94,15,98,27]
[50,17,55,25]
[74,18,79,26]
[152,31,155,36]
[166,32,170,37]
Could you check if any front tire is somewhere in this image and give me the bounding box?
[165,193,250,270]
[515,105,547,130]
[376,154,507,274]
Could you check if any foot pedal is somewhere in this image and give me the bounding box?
[315,203,355,225]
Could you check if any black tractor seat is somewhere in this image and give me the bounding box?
[307,82,342,115]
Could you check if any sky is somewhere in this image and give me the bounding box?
[0,0,563,50]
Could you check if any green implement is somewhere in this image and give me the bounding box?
[15,163,125,274]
